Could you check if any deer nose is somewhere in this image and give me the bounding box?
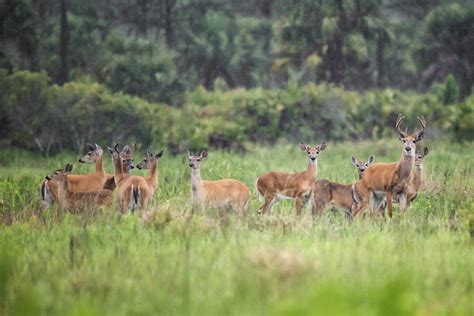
[189,164,193,167]
[310,157,316,161]
[78,159,84,163]
[405,147,411,152]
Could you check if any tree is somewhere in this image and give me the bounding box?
[417,3,474,98]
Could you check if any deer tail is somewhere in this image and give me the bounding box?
[131,185,140,214]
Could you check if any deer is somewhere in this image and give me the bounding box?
[104,143,137,190]
[379,147,429,214]
[352,114,426,219]
[136,149,164,192]
[311,155,375,216]
[188,150,250,215]
[110,144,160,214]
[65,143,108,192]
[40,166,73,210]
[45,164,113,213]
[256,142,327,216]
[39,143,110,209]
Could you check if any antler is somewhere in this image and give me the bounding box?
[416,116,426,133]
[395,114,406,137]
[131,143,137,152]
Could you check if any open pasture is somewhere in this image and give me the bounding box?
[0,140,473,315]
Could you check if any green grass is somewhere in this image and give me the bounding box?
[0,140,473,315]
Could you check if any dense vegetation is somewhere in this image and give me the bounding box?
[0,140,472,315]
[0,69,472,154]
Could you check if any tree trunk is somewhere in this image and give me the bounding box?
[327,33,345,85]
[164,0,176,49]
[57,0,69,85]
[376,33,385,88]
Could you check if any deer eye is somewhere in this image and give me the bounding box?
[197,159,201,162]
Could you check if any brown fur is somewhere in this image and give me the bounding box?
[311,155,375,216]
[188,150,249,215]
[352,115,426,218]
[111,145,161,214]
[311,180,354,215]
[256,142,326,216]
[47,170,112,213]
[67,145,108,192]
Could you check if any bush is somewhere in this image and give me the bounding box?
[0,70,471,154]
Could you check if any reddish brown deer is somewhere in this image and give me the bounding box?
[110,144,161,214]
[104,143,137,190]
[188,150,249,215]
[136,149,164,192]
[379,147,429,214]
[352,115,426,218]
[311,155,375,216]
[40,166,73,210]
[45,164,113,213]
[256,142,327,216]
[66,143,108,192]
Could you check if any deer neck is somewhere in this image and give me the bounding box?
[113,158,126,185]
[305,159,317,178]
[411,163,424,189]
[190,168,204,200]
[57,178,69,208]
[95,153,105,175]
[147,161,158,189]
[398,151,415,182]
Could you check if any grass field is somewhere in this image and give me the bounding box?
[0,140,473,315]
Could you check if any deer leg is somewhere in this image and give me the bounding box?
[399,192,408,222]
[295,197,303,217]
[258,192,275,214]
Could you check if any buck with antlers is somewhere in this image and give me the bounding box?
[311,155,375,216]
[45,164,113,212]
[256,142,327,216]
[352,114,426,218]
[188,150,249,215]
[110,144,162,214]
[379,147,429,215]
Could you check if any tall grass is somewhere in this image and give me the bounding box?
[0,140,472,315]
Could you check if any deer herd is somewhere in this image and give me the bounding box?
[40,114,428,220]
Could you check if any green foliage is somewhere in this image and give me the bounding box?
[431,74,460,105]
[0,70,472,154]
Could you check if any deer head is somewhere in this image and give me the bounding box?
[299,142,327,163]
[137,149,164,169]
[188,150,208,169]
[108,143,135,170]
[350,155,375,178]
[78,143,103,163]
[45,163,73,181]
[415,147,429,167]
[395,114,426,156]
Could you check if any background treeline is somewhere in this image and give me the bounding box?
[0,0,473,153]
[1,69,471,154]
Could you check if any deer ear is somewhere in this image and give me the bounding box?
[86,143,94,150]
[187,150,192,158]
[318,142,327,151]
[299,142,308,151]
[368,155,375,164]
[200,150,208,158]
[350,156,357,166]
[156,150,164,159]
[423,147,429,156]
[95,143,100,150]
[415,131,425,142]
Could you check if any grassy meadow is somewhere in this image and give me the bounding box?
[0,140,473,315]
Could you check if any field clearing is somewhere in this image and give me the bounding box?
[0,140,473,315]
